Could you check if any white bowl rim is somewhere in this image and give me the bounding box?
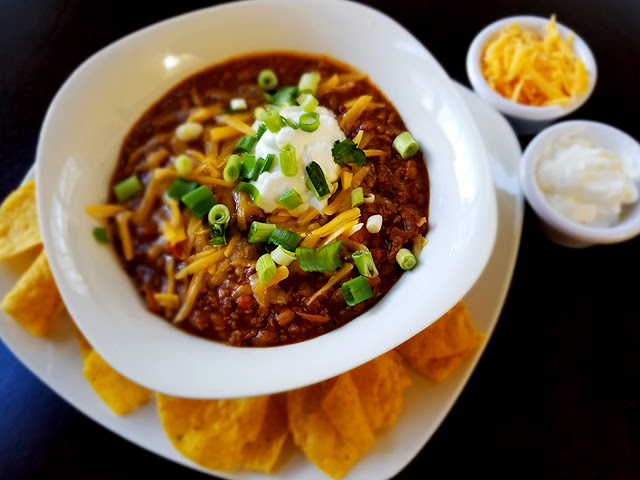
[520,119,640,243]
[35,0,497,398]
[466,15,597,121]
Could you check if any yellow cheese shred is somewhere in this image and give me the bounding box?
[115,211,134,261]
[481,15,589,106]
[175,249,225,280]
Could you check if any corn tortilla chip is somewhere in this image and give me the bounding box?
[1,250,62,336]
[0,180,42,259]
[287,374,375,478]
[157,393,284,472]
[396,300,484,381]
[350,350,412,431]
[83,350,152,415]
[71,323,93,360]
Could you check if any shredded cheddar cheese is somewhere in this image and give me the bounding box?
[481,16,589,106]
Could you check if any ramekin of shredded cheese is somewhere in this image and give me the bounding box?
[521,120,640,248]
[467,16,597,134]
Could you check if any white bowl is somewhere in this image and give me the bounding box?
[36,0,497,398]
[520,120,640,248]
[466,15,597,135]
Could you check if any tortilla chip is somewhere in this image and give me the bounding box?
[0,180,42,259]
[241,394,290,473]
[71,323,93,360]
[157,393,281,472]
[350,350,412,431]
[396,300,484,381]
[0,250,62,336]
[82,350,153,415]
[287,374,375,478]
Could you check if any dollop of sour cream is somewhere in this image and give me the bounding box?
[536,135,639,227]
[252,105,345,213]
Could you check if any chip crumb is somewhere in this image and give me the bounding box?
[1,250,62,336]
[0,180,42,259]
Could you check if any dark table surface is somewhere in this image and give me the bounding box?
[1,0,639,479]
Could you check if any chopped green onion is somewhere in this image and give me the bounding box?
[209,224,227,245]
[269,227,302,252]
[241,154,258,180]
[352,250,379,278]
[255,123,267,141]
[295,241,343,272]
[272,86,299,106]
[235,182,260,205]
[113,175,143,202]
[296,93,319,112]
[283,117,300,129]
[174,154,194,176]
[223,154,242,183]
[254,107,267,121]
[175,122,203,142]
[305,162,332,200]
[351,187,364,207]
[279,144,298,177]
[257,153,275,176]
[208,203,230,227]
[299,112,320,132]
[236,135,257,154]
[258,69,278,90]
[332,139,367,166]
[257,253,277,283]
[342,275,373,306]
[412,236,428,258]
[230,98,247,111]
[271,245,296,266]
[263,110,286,133]
[298,71,321,94]
[182,185,217,218]
[168,177,199,200]
[277,188,304,210]
[248,221,276,243]
[392,132,420,159]
[396,248,417,270]
[92,227,109,244]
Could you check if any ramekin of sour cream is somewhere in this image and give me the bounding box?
[520,120,640,247]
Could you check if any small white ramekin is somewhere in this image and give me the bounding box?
[467,16,597,135]
[520,120,640,248]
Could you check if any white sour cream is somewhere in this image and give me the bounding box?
[536,135,639,227]
[252,106,345,213]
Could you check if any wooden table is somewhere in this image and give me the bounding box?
[1,0,638,478]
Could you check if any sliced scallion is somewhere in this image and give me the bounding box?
[295,241,343,272]
[92,227,110,244]
[254,107,267,121]
[241,154,258,180]
[174,154,194,176]
[269,227,302,252]
[114,175,143,202]
[258,69,278,90]
[230,98,247,111]
[257,253,277,283]
[277,188,303,210]
[332,139,367,166]
[296,93,319,113]
[208,203,230,227]
[305,162,332,200]
[392,132,420,159]
[236,135,257,154]
[256,123,267,141]
[270,245,296,266]
[351,187,364,207]
[279,144,297,177]
[223,154,242,183]
[263,110,286,133]
[168,177,199,200]
[298,71,321,95]
[352,250,379,278]
[235,182,260,205]
[299,111,320,132]
[248,221,276,243]
[257,153,275,176]
[182,185,217,218]
[283,117,300,129]
[396,248,417,270]
[272,86,299,106]
[342,275,373,306]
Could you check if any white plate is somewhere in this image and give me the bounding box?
[34,0,497,398]
[0,85,523,479]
